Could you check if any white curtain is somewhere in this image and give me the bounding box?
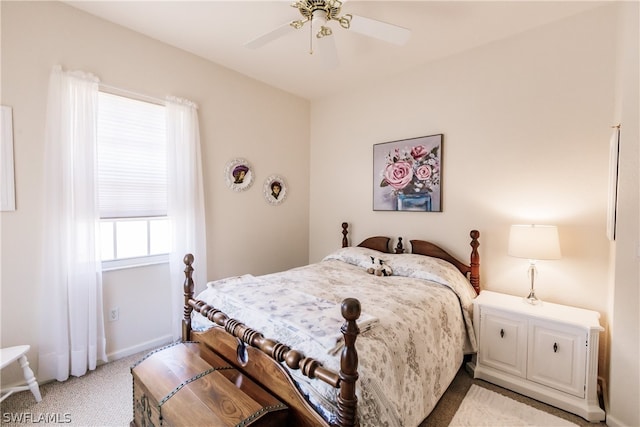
[166,96,207,341]
[39,66,107,381]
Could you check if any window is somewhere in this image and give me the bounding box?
[97,91,169,268]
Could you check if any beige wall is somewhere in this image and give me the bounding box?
[606,3,640,426]
[310,5,616,315]
[0,1,309,384]
[309,4,638,424]
[309,0,613,394]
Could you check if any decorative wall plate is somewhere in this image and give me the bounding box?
[263,175,287,205]
[225,158,254,192]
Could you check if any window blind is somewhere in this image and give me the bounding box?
[97,92,167,218]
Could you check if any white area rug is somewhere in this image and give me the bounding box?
[449,385,579,426]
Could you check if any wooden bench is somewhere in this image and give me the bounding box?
[131,342,289,426]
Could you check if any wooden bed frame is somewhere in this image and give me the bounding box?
[181,222,480,427]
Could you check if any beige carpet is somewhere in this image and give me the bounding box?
[0,351,140,426]
[1,351,606,427]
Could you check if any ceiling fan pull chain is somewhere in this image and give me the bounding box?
[309,15,314,54]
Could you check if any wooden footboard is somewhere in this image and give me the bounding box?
[182,254,360,427]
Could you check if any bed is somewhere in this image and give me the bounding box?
[181,223,480,427]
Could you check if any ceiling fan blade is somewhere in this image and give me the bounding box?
[316,35,339,69]
[348,14,411,46]
[244,21,296,49]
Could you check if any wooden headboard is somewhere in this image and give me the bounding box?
[341,222,480,294]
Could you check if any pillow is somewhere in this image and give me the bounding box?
[324,249,476,307]
[383,253,477,305]
[322,246,389,270]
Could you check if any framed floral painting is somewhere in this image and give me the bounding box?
[373,134,442,212]
[1,106,15,211]
[225,158,254,192]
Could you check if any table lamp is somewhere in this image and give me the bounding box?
[508,224,561,305]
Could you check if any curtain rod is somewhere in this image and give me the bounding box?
[98,83,166,106]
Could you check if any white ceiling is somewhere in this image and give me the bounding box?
[64,1,605,101]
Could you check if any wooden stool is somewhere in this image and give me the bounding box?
[0,345,42,403]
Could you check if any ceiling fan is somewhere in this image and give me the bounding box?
[244,0,411,57]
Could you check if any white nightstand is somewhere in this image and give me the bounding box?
[467,290,605,422]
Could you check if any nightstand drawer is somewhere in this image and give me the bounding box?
[478,309,527,378]
[528,320,586,398]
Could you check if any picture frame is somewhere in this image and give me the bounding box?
[1,105,16,211]
[606,126,620,241]
[225,158,254,192]
[263,174,287,206]
[373,134,442,212]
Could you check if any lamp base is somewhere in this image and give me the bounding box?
[523,262,542,305]
[523,291,542,305]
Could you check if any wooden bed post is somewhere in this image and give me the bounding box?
[342,222,349,248]
[182,253,195,341]
[337,298,361,427]
[470,230,480,294]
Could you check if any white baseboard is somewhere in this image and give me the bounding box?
[105,335,174,363]
[603,414,624,427]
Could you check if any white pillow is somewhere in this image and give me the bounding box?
[322,246,389,269]
[384,253,477,304]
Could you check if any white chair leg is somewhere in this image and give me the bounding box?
[17,355,41,402]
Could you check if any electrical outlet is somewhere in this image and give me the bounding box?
[109,307,119,322]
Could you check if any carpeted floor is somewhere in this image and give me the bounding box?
[0,351,143,426]
[1,350,606,427]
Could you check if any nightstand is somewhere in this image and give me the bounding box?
[467,290,605,422]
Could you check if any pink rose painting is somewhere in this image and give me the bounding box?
[373,134,442,211]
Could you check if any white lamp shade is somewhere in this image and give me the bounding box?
[508,225,561,260]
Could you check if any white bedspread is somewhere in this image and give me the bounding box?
[194,274,379,355]
[192,247,477,427]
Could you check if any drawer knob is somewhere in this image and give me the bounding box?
[553,342,558,353]
[500,329,504,338]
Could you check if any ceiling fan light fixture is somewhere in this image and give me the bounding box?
[290,20,305,30]
[338,14,352,30]
[245,0,411,57]
[292,0,342,21]
[312,10,332,39]
[290,0,348,35]
[317,26,332,38]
